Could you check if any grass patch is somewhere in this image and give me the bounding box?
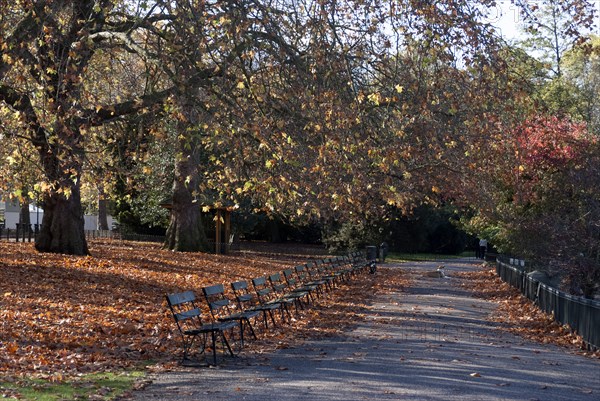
[386,251,475,263]
[0,370,147,401]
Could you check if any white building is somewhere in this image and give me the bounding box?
[0,200,113,231]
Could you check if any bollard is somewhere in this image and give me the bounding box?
[369,261,377,274]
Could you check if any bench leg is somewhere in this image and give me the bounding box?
[211,331,218,365]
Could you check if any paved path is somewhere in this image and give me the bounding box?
[133,259,600,401]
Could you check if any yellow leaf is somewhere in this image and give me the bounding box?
[237,81,245,89]
[367,92,381,105]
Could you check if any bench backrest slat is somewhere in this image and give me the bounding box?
[165,291,207,334]
[166,290,195,306]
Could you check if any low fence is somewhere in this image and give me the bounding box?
[0,229,165,244]
[85,230,167,244]
[0,227,37,242]
[496,258,600,350]
[84,231,233,252]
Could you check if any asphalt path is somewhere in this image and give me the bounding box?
[131,259,600,401]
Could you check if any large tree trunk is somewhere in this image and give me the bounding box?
[163,159,210,252]
[164,191,209,252]
[97,185,109,231]
[35,183,89,255]
[163,130,210,252]
[163,77,211,252]
[268,218,284,243]
[34,120,89,255]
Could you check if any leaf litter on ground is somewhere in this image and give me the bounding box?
[0,240,410,382]
[455,264,599,359]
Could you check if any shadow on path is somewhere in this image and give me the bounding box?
[132,258,600,401]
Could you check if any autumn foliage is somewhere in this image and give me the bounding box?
[514,115,591,180]
[0,240,400,378]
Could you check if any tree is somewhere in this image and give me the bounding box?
[0,0,548,255]
[514,1,597,117]
[514,116,600,296]
[562,35,600,134]
[458,113,600,296]
[0,107,42,230]
[0,1,173,254]
[517,0,596,78]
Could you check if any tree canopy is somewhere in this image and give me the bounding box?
[0,0,598,297]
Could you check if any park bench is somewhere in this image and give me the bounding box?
[295,263,325,299]
[341,254,361,277]
[343,253,364,276]
[351,251,371,274]
[165,290,236,365]
[283,267,316,304]
[312,259,336,290]
[231,280,280,328]
[334,255,354,279]
[303,261,330,294]
[268,272,307,314]
[202,283,259,349]
[252,276,291,321]
[322,257,346,285]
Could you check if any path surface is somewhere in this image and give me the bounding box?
[132,259,600,401]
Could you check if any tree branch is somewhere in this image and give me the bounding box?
[79,87,174,127]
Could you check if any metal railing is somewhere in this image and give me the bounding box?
[84,231,242,253]
[496,258,600,350]
[0,226,37,242]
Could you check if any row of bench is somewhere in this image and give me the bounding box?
[165,251,375,365]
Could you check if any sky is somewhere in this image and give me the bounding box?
[484,1,527,41]
[485,1,600,41]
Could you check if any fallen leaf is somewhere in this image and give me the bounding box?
[1,241,399,377]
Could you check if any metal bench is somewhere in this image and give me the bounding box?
[252,276,290,322]
[268,272,308,314]
[165,290,236,365]
[231,280,281,328]
[202,283,260,350]
[295,263,325,299]
[283,267,317,304]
